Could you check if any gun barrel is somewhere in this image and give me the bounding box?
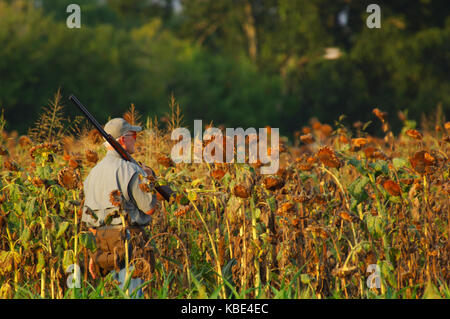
[69,94,174,201]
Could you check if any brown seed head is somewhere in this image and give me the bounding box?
[300,133,314,144]
[320,124,333,137]
[109,190,123,207]
[351,138,368,148]
[302,126,311,134]
[263,176,284,190]
[233,185,250,198]
[30,143,59,159]
[32,177,45,187]
[211,168,226,180]
[4,160,19,172]
[339,211,353,222]
[317,146,341,168]
[364,147,386,160]
[444,122,450,132]
[409,150,435,174]
[405,129,423,140]
[18,135,33,147]
[383,180,401,196]
[157,154,174,168]
[85,150,99,164]
[57,168,80,190]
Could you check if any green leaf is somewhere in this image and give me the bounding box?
[56,221,70,239]
[369,160,389,176]
[365,214,384,238]
[79,231,97,252]
[348,176,370,203]
[20,227,31,247]
[392,158,409,170]
[62,250,75,271]
[36,250,45,273]
[267,197,276,213]
[348,158,368,175]
[179,195,190,206]
[222,172,232,189]
[298,172,311,182]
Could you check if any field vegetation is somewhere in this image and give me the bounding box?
[0,92,449,299]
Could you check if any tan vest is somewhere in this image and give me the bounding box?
[82,150,151,228]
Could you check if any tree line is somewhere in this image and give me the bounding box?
[0,0,449,136]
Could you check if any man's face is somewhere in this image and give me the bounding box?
[119,131,137,154]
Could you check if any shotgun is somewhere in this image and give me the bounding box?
[69,94,175,202]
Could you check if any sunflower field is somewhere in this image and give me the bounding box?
[0,93,449,299]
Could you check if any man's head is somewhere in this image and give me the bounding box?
[103,118,142,154]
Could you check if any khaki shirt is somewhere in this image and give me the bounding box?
[82,150,157,228]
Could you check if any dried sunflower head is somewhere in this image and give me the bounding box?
[30,143,59,159]
[211,168,226,180]
[233,185,250,198]
[157,154,174,168]
[263,176,284,190]
[300,133,314,144]
[409,150,436,174]
[320,124,333,137]
[109,190,123,207]
[57,167,80,190]
[85,150,99,164]
[351,138,368,150]
[31,177,45,188]
[69,158,82,169]
[18,136,33,147]
[339,211,353,222]
[444,122,450,132]
[4,159,19,172]
[405,129,423,140]
[364,147,387,160]
[383,180,401,196]
[317,146,341,168]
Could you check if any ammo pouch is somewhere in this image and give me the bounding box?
[90,226,155,278]
[91,227,126,276]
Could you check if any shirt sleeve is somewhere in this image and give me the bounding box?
[128,172,158,215]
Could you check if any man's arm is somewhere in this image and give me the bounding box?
[128,172,158,216]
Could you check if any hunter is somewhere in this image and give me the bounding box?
[82,118,157,297]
